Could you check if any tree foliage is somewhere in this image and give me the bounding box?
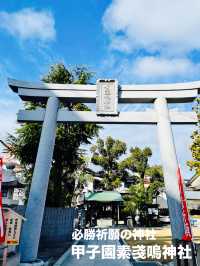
[6,64,99,207]
[90,136,128,189]
[187,98,200,177]
[91,137,163,197]
[145,165,164,182]
[122,150,164,218]
[122,147,152,180]
[123,183,147,215]
[123,178,163,223]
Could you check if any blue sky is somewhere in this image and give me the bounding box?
[0,0,199,179]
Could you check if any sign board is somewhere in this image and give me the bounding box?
[96,79,118,115]
[4,208,25,245]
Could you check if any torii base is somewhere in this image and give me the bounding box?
[20,259,44,266]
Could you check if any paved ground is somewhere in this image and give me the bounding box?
[39,241,72,263]
[59,238,132,266]
[0,252,20,266]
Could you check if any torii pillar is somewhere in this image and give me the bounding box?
[20,97,59,264]
[155,97,185,239]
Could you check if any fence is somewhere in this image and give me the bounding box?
[13,206,77,245]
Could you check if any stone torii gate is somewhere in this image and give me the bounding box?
[8,78,199,265]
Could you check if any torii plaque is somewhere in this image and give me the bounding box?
[96,79,118,115]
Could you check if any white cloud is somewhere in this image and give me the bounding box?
[99,54,200,83]
[0,107,19,143]
[132,56,200,81]
[103,0,200,54]
[0,97,21,140]
[101,1,200,82]
[0,8,56,41]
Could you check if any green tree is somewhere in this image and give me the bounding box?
[187,98,200,177]
[145,165,164,182]
[71,163,94,207]
[123,148,164,222]
[90,136,128,189]
[123,147,152,180]
[124,183,147,216]
[6,64,99,207]
[90,137,164,222]
[124,179,163,225]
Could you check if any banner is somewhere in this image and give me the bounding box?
[177,167,193,241]
[0,158,5,244]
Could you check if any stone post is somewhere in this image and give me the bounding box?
[20,97,59,263]
[154,97,185,240]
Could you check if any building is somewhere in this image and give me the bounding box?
[154,187,200,211]
[2,166,25,206]
[186,175,200,211]
[0,140,26,206]
[187,175,200,191]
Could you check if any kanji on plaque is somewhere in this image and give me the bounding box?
[96,79,118,115]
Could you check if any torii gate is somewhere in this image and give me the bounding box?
[8,78,199,264]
